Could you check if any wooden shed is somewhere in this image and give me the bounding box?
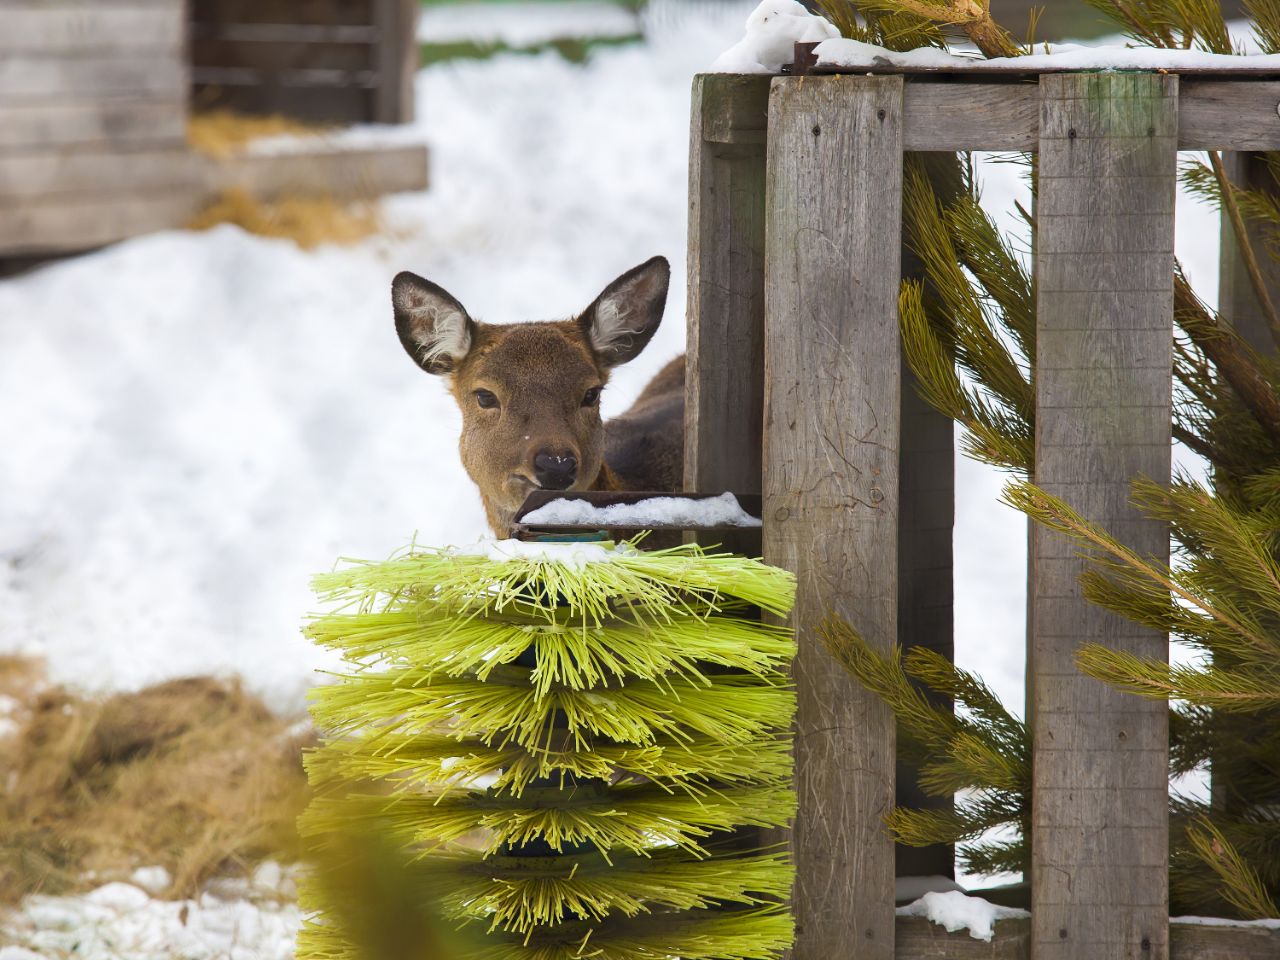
[0,0,427,258]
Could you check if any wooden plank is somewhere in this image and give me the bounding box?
[1031,72,1174,960]
[0,4,184,54]
[199,143,429,200]
[1217,151,1280,355]
[707,78,1280,152]
[191,0,374,27]
[890,918,1280,959]
[0,99,185,150]
[191,39,375,73]
[191,82,372,124]
[1169,921,1280,960]
[0,190,202,255]
[0,56,185,101]
[896,915,1030,958]
[0,145,196,199]
[764,73,904,960]
[903,82,1038,151]
[684,74,770,559]
[373,0,419,124]
[1180,81,1280,151]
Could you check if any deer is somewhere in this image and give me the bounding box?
[391,256,683,537]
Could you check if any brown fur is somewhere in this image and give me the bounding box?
[393,257,683,536]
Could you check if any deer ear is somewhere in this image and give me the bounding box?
[392,271,474,375]
[578,256,669,368]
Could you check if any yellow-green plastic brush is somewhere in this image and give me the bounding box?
[298,540,797,960]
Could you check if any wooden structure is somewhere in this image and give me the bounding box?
[1,0,426,257]
[191,0,417,124]
[686,59,1280,960]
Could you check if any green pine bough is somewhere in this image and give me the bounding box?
[297,541,798,960]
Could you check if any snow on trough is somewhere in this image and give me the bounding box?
[521,491,762,528]
[711,0,838,73]
[713,0,1280,74]
[897,890,1029,942]
[817,37,1280,72]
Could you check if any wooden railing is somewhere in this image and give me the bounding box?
[685,66,1280,960]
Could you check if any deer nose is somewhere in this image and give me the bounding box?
[533,451,577,490]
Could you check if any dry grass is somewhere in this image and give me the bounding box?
[0,657,310,903]
[187,109,330,159]
[188,188,383,249]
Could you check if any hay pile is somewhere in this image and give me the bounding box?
[0,657,309,903]
[187,188,383,249]
[187,109,330,160]
[186,110,384,248]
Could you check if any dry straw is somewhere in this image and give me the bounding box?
[298,541,797,960]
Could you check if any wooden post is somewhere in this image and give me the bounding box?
[764,74,904,960]
[1218,151,1280,356]
[1032,73,1175,960]
[685,74,770,557]
[374,0,418,123]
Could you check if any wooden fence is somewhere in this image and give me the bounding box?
[0,0,426,257]
[686,66,1280,960]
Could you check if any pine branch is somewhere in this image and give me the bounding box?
[1186,816,1280,919]
[1002,482,1278,656]
[1210,151,1280,349]
[1076,647,1280,713]
[1249,0,1280,53]
[1173,267,1280,449]
[848,0,1022,57]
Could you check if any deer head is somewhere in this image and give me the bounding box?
[392,256,670,534]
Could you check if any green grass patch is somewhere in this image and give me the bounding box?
[420,32,642,65]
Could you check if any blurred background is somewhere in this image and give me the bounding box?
[0,1,1237,955]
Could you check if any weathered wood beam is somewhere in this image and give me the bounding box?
[684,74,770,558]
[701,78,1280,152]
[0,3,184,54]
[764,73,904,960]
[894,918,1280,959]
[0,144,429,255]
[1031,72,1175,960]
[373,0,419,124]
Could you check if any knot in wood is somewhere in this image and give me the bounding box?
[811,124,821,137]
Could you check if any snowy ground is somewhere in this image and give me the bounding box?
[0,0,1233,954]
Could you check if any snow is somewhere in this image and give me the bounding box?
[521,491,761,528]
[712,1,1280,74]
[448,537,630,566]
[897,890,1029,942]
[2,873,300,959]
[418,1,642,47]
[817,37,1280,72]
[1171,915,1280,929]
[710,0,838,73]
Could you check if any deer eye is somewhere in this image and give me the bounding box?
[474,389,499,409]
[582,386,602,407]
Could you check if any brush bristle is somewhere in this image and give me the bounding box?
[299,541,797,960]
